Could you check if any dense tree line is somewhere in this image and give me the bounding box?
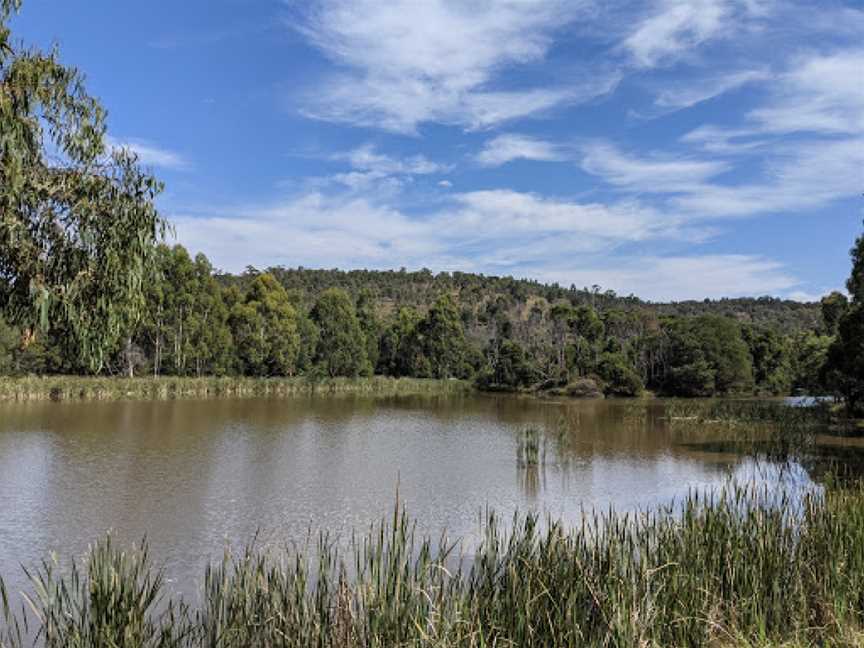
[1,240,855,402]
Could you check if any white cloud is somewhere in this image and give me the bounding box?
[581,136,863,218]
[445,190,678,244]
[748,49,864,135]
[786,290,825,304]
[335,144,446,175]
[106,137,190,170]
[653,68,770,110]
[672,137,864,217]
[580,142,730,192]
[172,188,689,278]
[293,0,614,132]
[531,254,800,301]
[679,125,768,153]
[682,49,864,147]
[475,134,565,167]
[321,144,448,191]
[623,0,734,68]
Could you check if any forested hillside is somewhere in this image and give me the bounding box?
[254,266,821,331]
[0,244,836,399]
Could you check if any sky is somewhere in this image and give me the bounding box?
[10,0,864,302]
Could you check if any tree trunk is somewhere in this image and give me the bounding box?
[125,336,134,378]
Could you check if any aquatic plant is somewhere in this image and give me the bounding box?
[516,426,546,468]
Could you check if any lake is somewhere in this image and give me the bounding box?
[0,392,847,603]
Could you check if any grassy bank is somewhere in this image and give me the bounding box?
[0,375,473,402]
[2,482,864,647]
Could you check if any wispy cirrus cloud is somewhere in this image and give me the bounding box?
[578,136,863,219]
[319,144,449,192]
[333,144,447,176]
[651,67,771,111]
[580,141,730,193]
[672,137,864,217]
[290,0,617,133]
[747,48,864,135]
[474,134,567,167]
[579,47,864,219]
[622,0,742,68]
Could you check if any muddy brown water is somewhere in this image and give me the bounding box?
[0,393,854,604]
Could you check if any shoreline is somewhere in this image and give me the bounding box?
[0,375,473,403]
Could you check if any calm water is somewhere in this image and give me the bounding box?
[0,393,842,602]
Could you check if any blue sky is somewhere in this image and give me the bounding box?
[11,0,864,301]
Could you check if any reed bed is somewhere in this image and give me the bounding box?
[665,399,832,428]
[0,376,472,403]
[3,482,864,647]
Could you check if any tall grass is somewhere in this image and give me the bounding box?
[516,427,546,468]
[0,376,472,403]
[665,399,833,427]
[3,482,864,647]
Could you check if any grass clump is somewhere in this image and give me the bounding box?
[0,376,472,403]
[516,427,546,468]
[3,482,864,647]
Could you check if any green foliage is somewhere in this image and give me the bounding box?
[824,222,864,415]
[663,316,753,396]
[377,307,423,377]
[310,288,368,377]
[0,315,17,375]
[229,274,299,376]
[848,221,864,303]
[669,358,716,397]
[597,351,643,396]
[742,325,792,395]
[0,4,166,372]
[820,291,849,335]
[355,290,380,372]
[480,338,538,390]
[825,305,864,415]
[790,331,832,395]
[416,294,470,379]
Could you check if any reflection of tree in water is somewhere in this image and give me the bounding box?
[543,399,864,489]
[678,431,864,488]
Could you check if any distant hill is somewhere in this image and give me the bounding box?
[219,266,822,333]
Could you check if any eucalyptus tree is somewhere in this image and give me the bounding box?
[820,291,849,336]
[377,306,422,377]
[0,0,166,372]
[310,288,368,377]
[355,289,381,371]
[417,294,470,379]
[230,274,300,376]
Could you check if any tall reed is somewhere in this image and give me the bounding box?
[0,376,472,403]
[3,481,864,647]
